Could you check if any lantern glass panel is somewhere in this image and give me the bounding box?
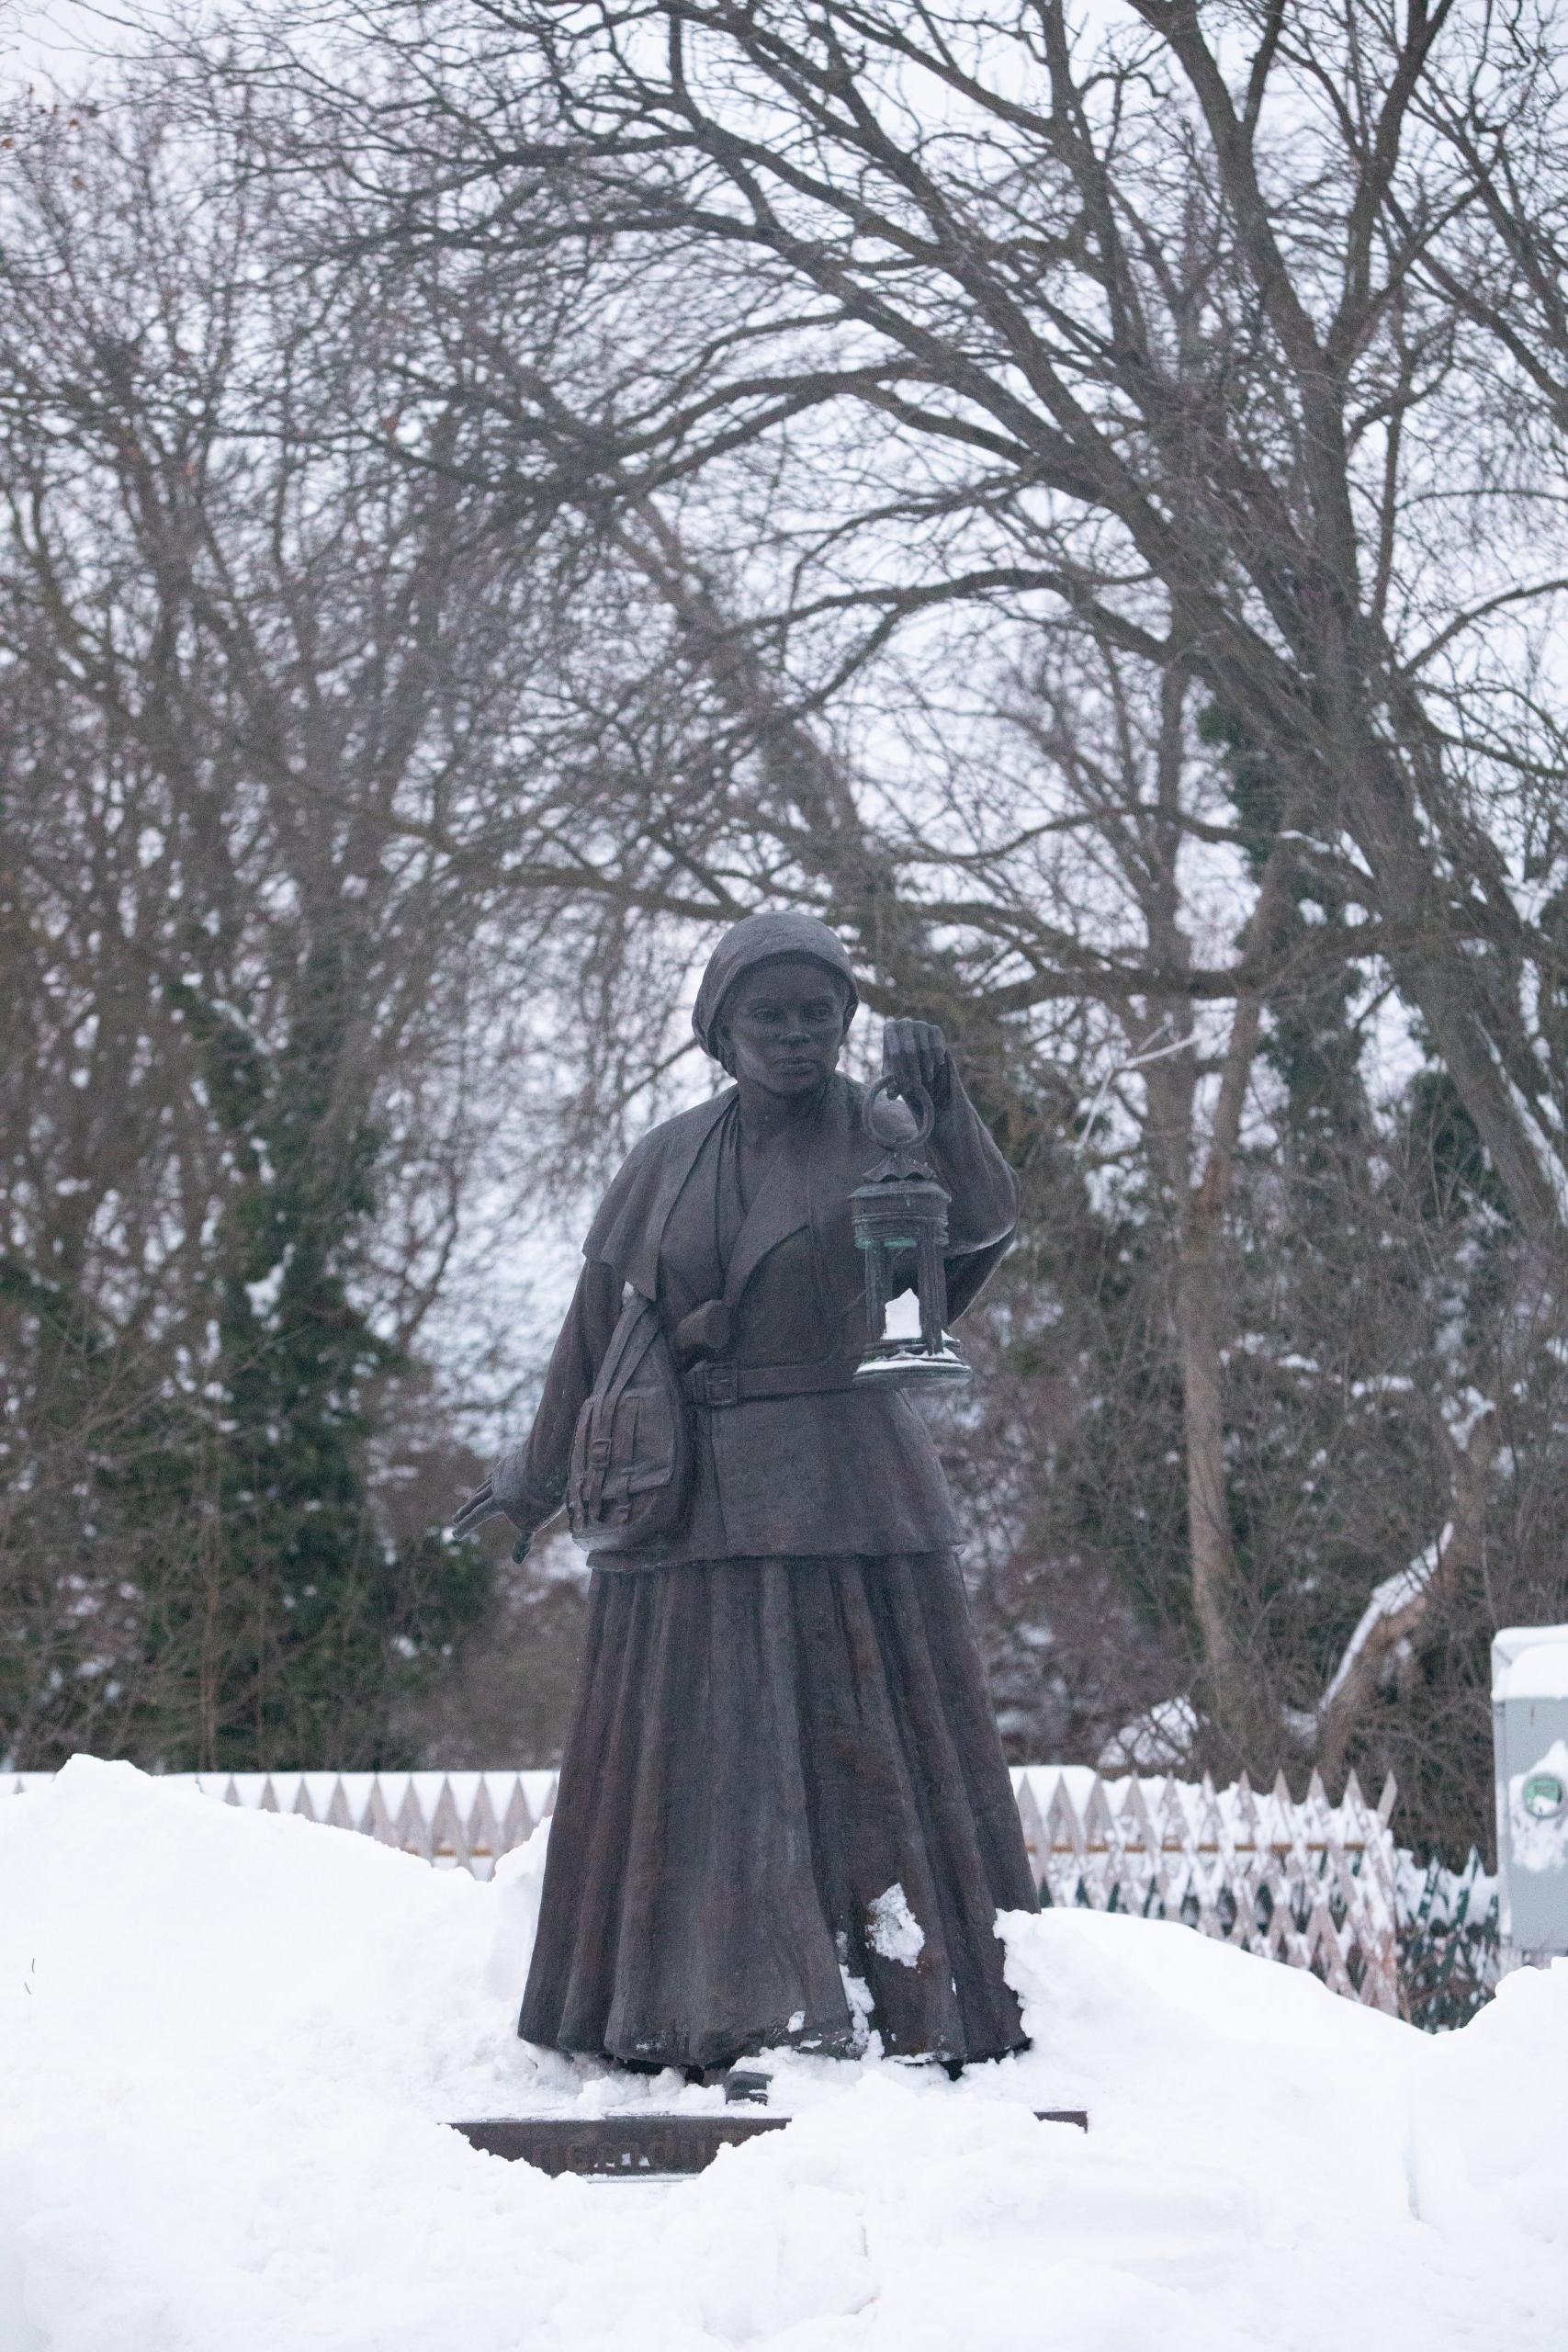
[850,1080,970,1387]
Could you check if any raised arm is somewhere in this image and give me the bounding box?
[882,1018,1018,1318]
[451,1256,623,1558]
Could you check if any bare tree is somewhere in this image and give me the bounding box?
[9,11,1568,1852]
[0,87,608,1765]
[290,0,1568,1243]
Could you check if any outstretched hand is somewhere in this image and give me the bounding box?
[451,1479,532,1564]
[882,1017,951,1107]
[452,1478,502,1540]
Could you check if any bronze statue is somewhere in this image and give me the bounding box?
[456,910,1036,2074]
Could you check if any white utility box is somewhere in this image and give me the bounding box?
[1492,1623,1568,1967]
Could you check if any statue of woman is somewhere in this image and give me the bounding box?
[456,910,1037,2075]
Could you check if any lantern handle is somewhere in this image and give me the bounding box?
[863,1072,935,1148]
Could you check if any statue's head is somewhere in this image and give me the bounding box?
[694,911,859,1091]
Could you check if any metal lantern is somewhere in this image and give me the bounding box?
[852,1077,970,1385]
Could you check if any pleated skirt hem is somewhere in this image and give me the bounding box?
[517,1550,1038,2074]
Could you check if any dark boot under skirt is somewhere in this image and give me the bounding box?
[517,1550,1039,2073]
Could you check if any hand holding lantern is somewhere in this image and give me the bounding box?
[881,1017,951,1108]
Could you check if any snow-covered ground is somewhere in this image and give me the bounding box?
[1,1758,1562,2350]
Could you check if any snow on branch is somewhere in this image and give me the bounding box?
[1314,1400,1499,1781]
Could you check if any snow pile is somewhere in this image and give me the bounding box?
[1494,1635,1568,1700]
[1098,1694,1199,1770]
[2,1758,1564,2352]
[865,1882,925,1967]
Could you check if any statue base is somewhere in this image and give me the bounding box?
[450,2109,1088,2179]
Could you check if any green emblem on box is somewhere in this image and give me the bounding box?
[1521,1772,1566,1820]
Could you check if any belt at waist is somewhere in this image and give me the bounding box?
[682,1359,861,1408]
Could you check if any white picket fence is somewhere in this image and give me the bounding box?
[6,1760,1401,2010]
[1015,1764,1401,2013]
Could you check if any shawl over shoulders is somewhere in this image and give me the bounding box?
[582,1089,735,1301]
[583,1072,1014,1303]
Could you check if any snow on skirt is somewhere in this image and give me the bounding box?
[517,1550,1038,2073]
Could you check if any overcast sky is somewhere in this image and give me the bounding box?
[4,2,175,85]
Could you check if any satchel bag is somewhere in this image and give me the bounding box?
[567,1292,694,1546]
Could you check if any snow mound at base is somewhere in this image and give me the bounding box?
[1,1757,1562,2351]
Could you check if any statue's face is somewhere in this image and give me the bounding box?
[718,955,848,1095]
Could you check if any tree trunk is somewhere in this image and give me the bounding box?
[1171,1196,1250,1748]
[1315,1404,1500,1787]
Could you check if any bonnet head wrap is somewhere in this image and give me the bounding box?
[692,910,859,1063]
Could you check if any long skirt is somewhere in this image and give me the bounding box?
[517,1550,1038,2072]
